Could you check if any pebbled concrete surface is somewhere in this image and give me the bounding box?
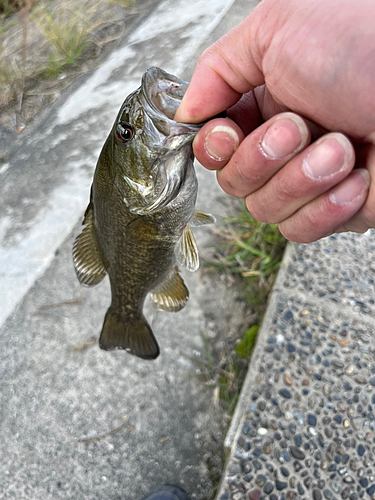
[281,233,375,317]
[217,232,375,500]
[0,0,259,499]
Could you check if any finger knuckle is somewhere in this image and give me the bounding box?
[278,223,312,244]
[217,175,238,197]
[277,224,295,242]
[291,198,337,242]
[235,159,256,184]
[302,207,326,234]
[274,174,297,205]
[246,196,271,223]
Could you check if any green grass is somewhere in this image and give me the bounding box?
[212,326,258,415]
[108,0,134,6]
[198,207,286,496]
[192,335,247,416]
[235,325,259,358]
[208,204,286,316]
[198,204,287,415]
[196,327,259,417]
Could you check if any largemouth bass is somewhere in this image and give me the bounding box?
[73,67,214,360]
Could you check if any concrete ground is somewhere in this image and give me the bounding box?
[0,1,258,499]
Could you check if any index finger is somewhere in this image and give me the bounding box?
[174,14,265,123]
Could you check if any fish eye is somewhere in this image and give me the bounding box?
[116,123,133,143]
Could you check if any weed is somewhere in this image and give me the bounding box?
[218,365,241,415]
[207,203,287,316]
[0,0,37,18]
[235,325,259,358]
[108,0,134,6]
[192,330,255,417]
[0,0,131,128]
[33,1,104,78]
[0,18,15,35]
[0,0,21,16]
[214,325,258,415]
[195,204,286,416]
[0,53,19,101]
[0,0,34,128]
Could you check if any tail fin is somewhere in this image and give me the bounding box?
[99,307,159,360]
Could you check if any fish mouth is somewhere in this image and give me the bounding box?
[141,67,202,137]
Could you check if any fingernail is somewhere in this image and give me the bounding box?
[303,134,353,180]
[260,113,308,160]
[204,125,239,161]
[329,169,370,205]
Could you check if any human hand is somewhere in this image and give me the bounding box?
[175,0,375,243]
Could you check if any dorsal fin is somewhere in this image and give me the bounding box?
[72,202,107,286]
[176,224,199,272]
[151,266,189,312]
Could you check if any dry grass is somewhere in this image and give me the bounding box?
[0,0,35,16]
[33,2,97,78]
[0,0,133,130]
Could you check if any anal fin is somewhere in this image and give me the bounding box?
[99,307,159,360]
[73,202,107,286]
[151,266,189,312]
[176,224,199,272]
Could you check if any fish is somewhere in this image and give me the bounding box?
[72,67,215,360]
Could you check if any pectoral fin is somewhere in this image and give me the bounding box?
[123,175,153,198]
[73,202,107,286]
[132,175,181,215]
[176,224,199,272]
[191,210,216,227]
[151,266,189,312]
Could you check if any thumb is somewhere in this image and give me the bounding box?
[175,12,265,123]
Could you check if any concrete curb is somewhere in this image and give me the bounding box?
[217,231,375,500]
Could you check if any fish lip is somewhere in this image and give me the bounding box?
[141,67,203,134]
